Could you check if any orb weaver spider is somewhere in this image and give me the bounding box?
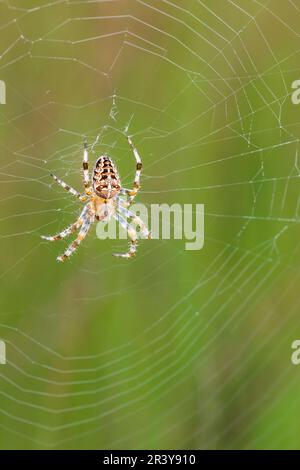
[41,136,151,262]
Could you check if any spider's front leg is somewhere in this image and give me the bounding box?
[83,139,92,196]
[121,136,143,206]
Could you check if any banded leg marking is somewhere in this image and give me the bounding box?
[41,220,81,242]
[41,205,88,242]
[57,215,94,262]
[126,136,142,204]
[83,140,92,195]
[50,173,86,201]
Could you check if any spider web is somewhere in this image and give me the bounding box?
[0,0,300,450]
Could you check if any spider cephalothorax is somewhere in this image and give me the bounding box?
[41,136,151,261]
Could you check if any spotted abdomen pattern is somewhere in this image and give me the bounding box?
[93,156,121,199]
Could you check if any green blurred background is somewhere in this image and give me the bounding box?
[0,0,300,449]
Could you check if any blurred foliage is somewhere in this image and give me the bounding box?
[0,0,300,450]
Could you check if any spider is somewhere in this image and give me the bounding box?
[41,136,151,262]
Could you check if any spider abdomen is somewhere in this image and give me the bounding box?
[93,156,121,199]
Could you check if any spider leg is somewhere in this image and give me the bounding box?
[41,221,81,242]
[83,139,92,195]
[112,212,138,259]
[57,211,94,262]
[41,205,88,241]
[118,204,151,239]
[119,188,137,206]
[50,173,87,201]
[122,136,143,205]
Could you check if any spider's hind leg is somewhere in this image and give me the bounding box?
[41,219,82,242]
[118,205,151,240]
[41,204,88,242]
[112,213,138,259]
[57,213,94,262]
